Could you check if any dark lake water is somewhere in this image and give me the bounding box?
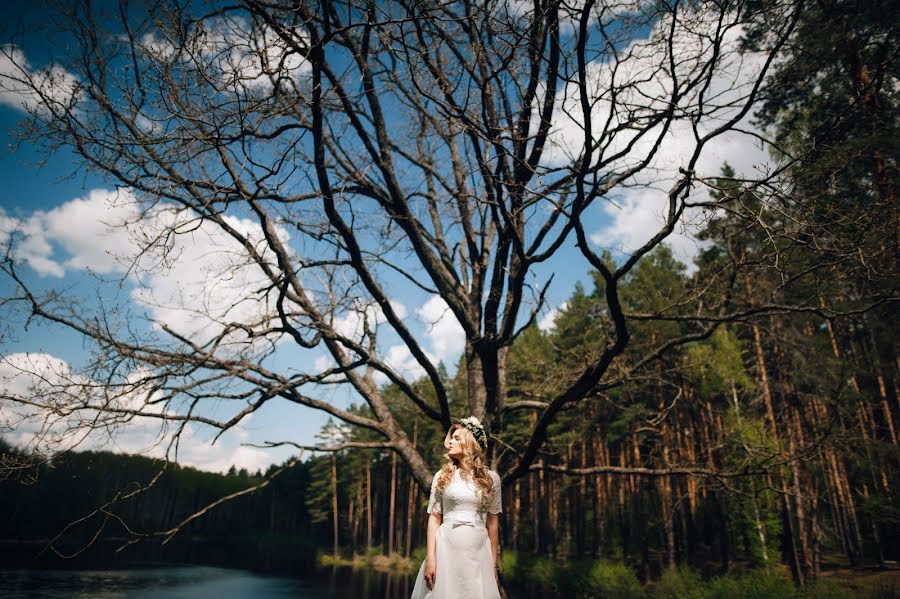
[0,564,417,598]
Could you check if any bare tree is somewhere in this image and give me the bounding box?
[3,0,874,508]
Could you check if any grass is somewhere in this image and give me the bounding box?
[316,548,418,573]
[498,550,899,599]
[318,546,899,598]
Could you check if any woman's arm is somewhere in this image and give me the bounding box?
[424,512,442,589]
[486,512,500,580]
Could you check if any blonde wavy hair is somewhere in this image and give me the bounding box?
[436,425,494,509]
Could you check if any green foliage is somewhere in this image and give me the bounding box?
[707,569,798,599]
[684,327,753,400]
[651,568,867,599]
[500,550,521,580]
[305,455,334,525]
[411,545,427,565]
[363,547,378,567]
[585,560,645,599]
[526,555,559,587]
[722,410,777,461]
[654,566,708,599]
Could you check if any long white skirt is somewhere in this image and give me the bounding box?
[409,522,501,599]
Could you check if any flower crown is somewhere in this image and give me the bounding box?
[459,416,487,449]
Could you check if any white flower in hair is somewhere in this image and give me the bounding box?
[459,416,487,447]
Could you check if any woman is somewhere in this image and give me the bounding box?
[409,416,502,599]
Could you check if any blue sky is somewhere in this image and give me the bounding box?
[0,4,772,474]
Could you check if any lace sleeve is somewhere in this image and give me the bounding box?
[487,470,502,514]
[426,472,442,514]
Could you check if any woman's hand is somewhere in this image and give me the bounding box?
[494,563,501,585]
[423,511,441,590]
[424,556,437,589]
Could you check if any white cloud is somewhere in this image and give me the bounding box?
[538,301,568,332]
[0,208,15,248]
[382,343,427,383]
[330,299,407,343]
[202,17,309,91]
[0,351,136,455]
[0,44,80,113]
[3,188,295,348]
[204,445,273,474]
[13,212,65,277]
[45,189,139,273]
[1,189,139,277]
[589,188,713,268]
[137,16,310,94]
[417,295,465,364]
[0,352,281,474]
[543,10,774,266]
[138,32,177,61]
[313,296,453,385]
[127,207,292,346]
[313,354,335,373]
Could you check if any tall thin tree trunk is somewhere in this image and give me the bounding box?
[405,419,419,559]
[539,461,547,554]
[367,460,373,552]
[578,438,587,555]
[388,450,397,556]
[752,315,804,583]
[532,466,540,554]
[512,479,520,551]
[348,495,355,555]
[332,453,339,558]
[660,415,676,569]
[593,437,606,557]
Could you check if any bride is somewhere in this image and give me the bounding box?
[409,416,503,599]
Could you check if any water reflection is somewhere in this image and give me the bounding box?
[0,563,566,598]
[324,564,414,598]
[0,564,419,598]
[0,566,310,598]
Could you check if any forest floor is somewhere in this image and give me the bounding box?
[819,564,900,596]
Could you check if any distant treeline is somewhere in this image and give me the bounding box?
[0,444,318,573]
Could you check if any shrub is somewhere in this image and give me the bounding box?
[501,550,521,581]
[363,544,382,566]
[562,558,598,595]
[708,569,797,599]
[411,546,427,564]
[654,566,708,599]
[527,555,559,588]
[586,560,644,599]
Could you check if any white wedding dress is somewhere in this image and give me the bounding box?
[409,468,502,599]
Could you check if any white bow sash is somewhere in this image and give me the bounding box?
[444,514,486,529]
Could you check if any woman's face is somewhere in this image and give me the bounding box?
[447,428,465,460]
